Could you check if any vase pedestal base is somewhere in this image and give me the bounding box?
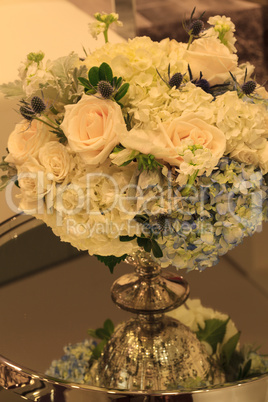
[90,252,224,391]
[92,314,223,391]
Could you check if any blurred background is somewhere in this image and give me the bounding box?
[70,0,268,85]
[0,3,267,399]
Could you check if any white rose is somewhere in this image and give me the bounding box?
[17,158,51,199]
[61,95,125,166]
[17,158,52,214]
[230,145,259,167]
[258,142,268,174]
[5,119,54,166]
[184,37,238,85]
[119,114,226,168]
[39,141,74,182]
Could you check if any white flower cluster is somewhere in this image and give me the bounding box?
[1,13,268,270]
[168,298,238,355]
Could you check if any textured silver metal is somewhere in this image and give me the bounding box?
[92,251,223,391]
[1,354,268,401]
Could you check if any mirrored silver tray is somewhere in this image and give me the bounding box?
[0,214,267,401]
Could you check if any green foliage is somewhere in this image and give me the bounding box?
[136,154,163,171]
[0,80,25,98]
[50,127,67,144]
[0,156,17,191]
[120,152,163,171]
[88,66,100,87]
[119,231,163,259]
[196,318,229,353]
[78,62,129,105]
[98,63,113,82]
[94,254,127,273]
[238,359,252,380]
[114,83,129,102]
[221,331,241,365]
[51,52,80,81]
[88,319,114,360]
[119,235,137,242]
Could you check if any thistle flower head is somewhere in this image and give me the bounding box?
[195,78,210,93]
[97,81,114,98]
[20,106,35,121]
[242,80,257,95]
[169,72,183,89]
[189,20,205,37]
[31,96,46,114]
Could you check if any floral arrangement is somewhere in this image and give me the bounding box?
[1,10,268,272]
[46,300,268,386]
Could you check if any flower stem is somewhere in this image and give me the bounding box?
[33,116,57,130]
[181,170,199,197]
[187,35,194,50]
[103,29,109,43]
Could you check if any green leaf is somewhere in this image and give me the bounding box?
[120,160,133,167]
[78,77,91,89]
[94,254,127,273]
[114,83,129,101]
[99,62,113,83]
[134,214,149,224]
[137,237,152,253]
[119,235,137,242]
[0,80,25,98]
[151,239,163,258]
[85,88,97,95]
[104,319,114,336]
[51,52,80,81]
[241,359,252,379]
[221,331,241,365]
[87,329,97,338]
[88,66,100,87]
[113,76,123,90]
[95,328,110,340]
[91,339,107,360]
[196,318,229,354]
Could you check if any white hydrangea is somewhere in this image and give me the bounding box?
[213,91,268,156]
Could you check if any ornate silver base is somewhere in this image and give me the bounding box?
[91,251,224,391]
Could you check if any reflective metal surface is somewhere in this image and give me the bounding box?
[0,214,267,400]
[1,355,268,401]
[112,251,190,314]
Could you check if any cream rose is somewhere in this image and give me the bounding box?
[39,141,74,182]
[61,95,125,166]
[230,145,259,167]
[5,119,54,166]
[119,114,226,168]
[17,158,51,200]
[258,142,268,174]
[184,37,238,86]
[16,157,52,214]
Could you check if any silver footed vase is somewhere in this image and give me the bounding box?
[91,251,224,391]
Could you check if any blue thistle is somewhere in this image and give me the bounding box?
[169,72,183,89]
[31,96,46,114]
[242,80,257,95]
[97,81,114,99]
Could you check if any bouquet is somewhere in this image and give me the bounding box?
[1,10,268,273]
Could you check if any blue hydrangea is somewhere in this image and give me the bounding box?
[153,158,268,271]
[45,339,96,383]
